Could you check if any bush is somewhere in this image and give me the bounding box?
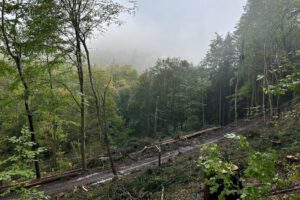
[0,127,49,199]
[198,134,280,200]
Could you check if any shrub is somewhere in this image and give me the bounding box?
[198,134,280,200]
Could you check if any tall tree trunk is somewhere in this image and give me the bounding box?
[202,90,205,127]
[263,42,273,118]
[154,96,159,137]
[263,44,267,121]
[81,39,103,153]
[46,54,58,169]
[172,84,176,131]
[268,91,273,117]
[16,59,41,179]
[236,38,245,123]
[1,1,41,178]
[75,30,86,171]
[234,71,239,124]
[247,65,251,119]
[82,38,117,175]
[102,79,117,176]
[251,74,256,116]
[219,88,222,126]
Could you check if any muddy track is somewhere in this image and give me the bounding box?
[2,118,262,199]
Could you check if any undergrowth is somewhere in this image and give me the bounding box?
[57,104,300,200]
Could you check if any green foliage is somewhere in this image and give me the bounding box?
[242,151,278,199]
[198,144,241,199]
[128,58,210,136]
[261,54,300,96]
[0,127,49,199]
[0,0,300,198]
[60,153,199,200]
[198,135,280,200]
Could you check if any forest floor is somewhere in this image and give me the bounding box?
[54,109,300,200]
[3,114,300,200]
[35,117,262,199]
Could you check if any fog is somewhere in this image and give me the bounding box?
[89,0,247,70]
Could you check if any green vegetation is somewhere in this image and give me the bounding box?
[198,136,278,200]
[60,152,201,200]
[62,103,300,199]
[0,0,300,199]
[0,127,49,199]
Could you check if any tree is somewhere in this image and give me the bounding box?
[128,58,207,136]
[0,127,48,199]
[235,0,300,118]
[203,34,237,125]
[0,0,60,179]
[59,0,134,171]
[78,0,134,175]
[59,0,89,170]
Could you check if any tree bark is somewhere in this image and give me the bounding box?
[201,90,205,127]
[75,29,86,171]
[46,54,59,169]
[154,96,159,136]
[263,43,267,121]
[219,88,222,126]
[81,38,103,153]
[1,0,41,179]
[82,37,117,176]
[102,79,117,176]
[234,70,239,124]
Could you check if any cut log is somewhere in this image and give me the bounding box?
[0,168,82,193]
[286,155,299,162]
[272,186,300,195]
[180,127,220,140]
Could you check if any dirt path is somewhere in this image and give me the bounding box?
[2,118,262,199]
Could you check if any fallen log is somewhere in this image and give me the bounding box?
[159,139,177,145]
[134,127,221,153]
[0,168,82,193]
[272,186,300,195]
[1,127,221,194]
[180,127,220,140]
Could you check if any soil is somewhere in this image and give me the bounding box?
[1,117,263,200]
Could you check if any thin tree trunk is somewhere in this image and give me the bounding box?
[202,90,205,127]
[219,88,222,126]
[247,65,251,119]
[234,70,239,124]
[23,75,41,179]
[81,39,103,153]
[75,30,86,171]
[46,54,58,169]
[263,43,267,121]
[251,74,255,116]
[154,96,160,136]
[82,38,117,176]
[157,144,161,167]
[101,79,117,176]
[1,0,41,178]
[235,38,244,123]
[264,42,273,118]
[16,59,41,179]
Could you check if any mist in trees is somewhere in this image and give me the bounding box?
[0,0,299,195]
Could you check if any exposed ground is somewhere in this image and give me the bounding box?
[3,114,300,200]
[36,118,262,198]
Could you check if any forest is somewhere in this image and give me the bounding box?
[0,0,300,199]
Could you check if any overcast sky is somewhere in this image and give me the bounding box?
[89,0,247,69]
